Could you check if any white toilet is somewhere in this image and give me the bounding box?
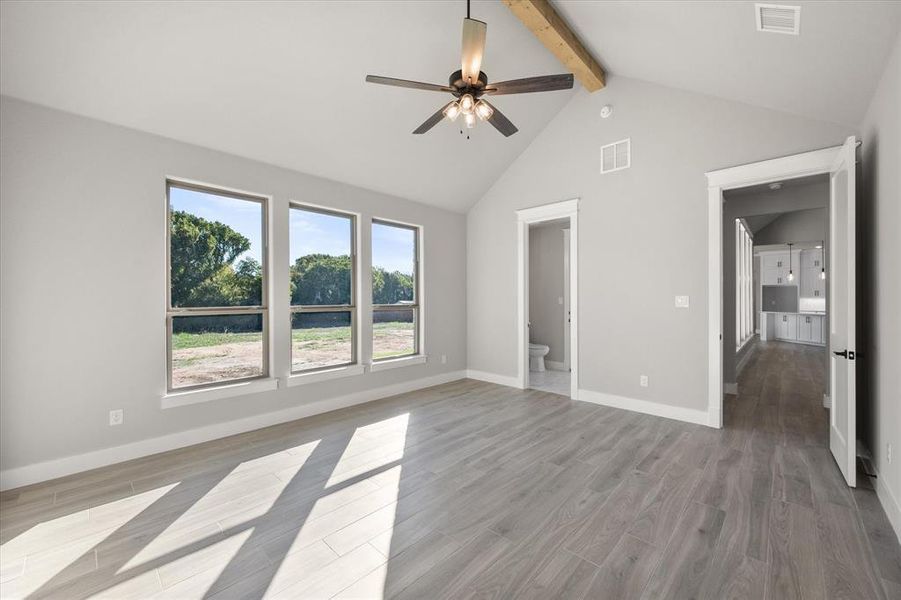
[528,343,550,372]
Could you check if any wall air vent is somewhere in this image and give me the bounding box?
[601,138,630,174]
[755,4,800,35]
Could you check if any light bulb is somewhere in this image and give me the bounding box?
[460,94,475,114]
[464,112,476,129]
[820,269,826,280]
[787,271,794,282]
[443,101,461,121]
[474,100,493,121]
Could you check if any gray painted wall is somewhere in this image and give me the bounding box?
[858,33,900,530]
[529,223,566,363]
[0,97,467,473]
[467,75,850,414]
[755,208,827,245]
[722,182,828,385]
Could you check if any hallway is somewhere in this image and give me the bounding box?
[726,339,901,599]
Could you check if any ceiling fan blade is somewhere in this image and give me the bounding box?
[482,101,518,137]
[461,18,487,84]
[486,74,574,95]
[366,75,454,93]
[413,102,455,135]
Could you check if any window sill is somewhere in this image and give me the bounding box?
[369,354,428,372]
[286,364,365,387]
[162,377,279,409]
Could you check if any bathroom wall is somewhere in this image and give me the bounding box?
[528,222,567,365]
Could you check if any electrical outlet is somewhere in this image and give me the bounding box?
[109,409,124,426]
[640,375,649,388]
[888,443,893,464]
[675,295,690,308]
[441,354,447,365]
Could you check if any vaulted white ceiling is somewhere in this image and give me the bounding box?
[556,0,900,127]
[0,1,574,213]
[2,1,899,213]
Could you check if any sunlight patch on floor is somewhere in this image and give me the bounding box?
[325,414,410,488]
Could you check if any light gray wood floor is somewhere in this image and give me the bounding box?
[1,340,899,599]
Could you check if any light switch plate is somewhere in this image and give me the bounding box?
[675,295,690,308]
[109,409,124,426]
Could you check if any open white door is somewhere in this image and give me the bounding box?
[563,229,571,371]
[829,135,857,487]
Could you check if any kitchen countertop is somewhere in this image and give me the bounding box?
[762,310,826,316]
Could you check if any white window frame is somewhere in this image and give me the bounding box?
[289,203,359,375]
[735,218,754,350]
[371,219,422,362]
[165,179,270,393]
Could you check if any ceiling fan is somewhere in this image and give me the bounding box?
[365,0,574,137]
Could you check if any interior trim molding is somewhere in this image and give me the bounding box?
[705,142,843,430]
[517,198,580,400]
[545,360,566,371]
[465,369,521,388]
[0,369,467,491]
[876,469,901,544]
[577,389,710,427]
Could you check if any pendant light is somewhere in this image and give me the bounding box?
[787,243,794,282]
[820,241,826,280]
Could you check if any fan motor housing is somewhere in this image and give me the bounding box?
[449,70,488,96]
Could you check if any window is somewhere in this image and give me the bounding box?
[290,205,356,373]
[372,220,419,360]
[167,182,268,391]
[736,218,754,349]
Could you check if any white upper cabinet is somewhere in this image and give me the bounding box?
[799,249,826,298]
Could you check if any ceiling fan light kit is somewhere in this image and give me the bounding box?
[365,0,574,138]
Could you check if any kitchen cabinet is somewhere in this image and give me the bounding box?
[770,312,824,345]
[776,313,798,340]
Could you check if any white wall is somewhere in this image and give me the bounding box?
[0,97,467,481]
[755,208,827,246]
[858,33,901,539]
[467,75,850,416]
[528,223,566,363]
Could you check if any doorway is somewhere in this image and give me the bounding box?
[516,199,579,399]
[706,137,858,486]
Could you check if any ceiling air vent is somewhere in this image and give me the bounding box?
[755,4,800,35]
[601,138,630,174]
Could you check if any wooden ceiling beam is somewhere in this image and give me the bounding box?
[502,0,606,92]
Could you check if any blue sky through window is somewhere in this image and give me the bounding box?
[290,208,351,264]
[170,186,415,276]
[169,186,262,264]
[372,222,415,277]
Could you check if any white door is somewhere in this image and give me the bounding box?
[829,136,857,487]
[563,229,571,371]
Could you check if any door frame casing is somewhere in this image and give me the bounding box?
[705,145,843,428]
[516,199,579,399]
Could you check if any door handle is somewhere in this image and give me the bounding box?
[833,350,856,360]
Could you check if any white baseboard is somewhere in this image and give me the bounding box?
[465,369,521,388]
[823,394,831,408]
[724,382,738,395]
[545,360,566,371]
[0,370,467,491]
[577,389,710,427]
[875,471,901,545]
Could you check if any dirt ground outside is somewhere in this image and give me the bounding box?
[172,322,414,388]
